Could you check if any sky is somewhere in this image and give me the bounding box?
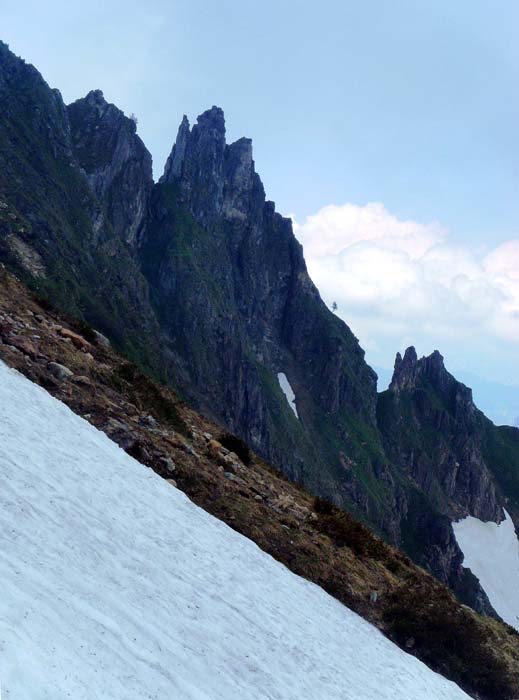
[3,0,519,390]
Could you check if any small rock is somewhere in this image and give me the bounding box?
[254,494,263,502]
[92,329,111,348]
[166,479,178,488]
[48,361,73,381]
[58,327,92,351]
[159,456,176,473]
[181,443,199,458]
[72,375,92,387]
[140,414,158,429]
[224,472,247,486]
[8,335,38,359]
[106,418,131,433]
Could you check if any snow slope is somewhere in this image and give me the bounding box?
[0,360,469,699]
[453,509,519,631]
[277,372,299,418]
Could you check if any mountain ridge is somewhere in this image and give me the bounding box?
[1,39,518,622]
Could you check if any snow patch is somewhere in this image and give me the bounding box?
[453,509,519,630]
[277,372,299,418]
[0,360,469,699]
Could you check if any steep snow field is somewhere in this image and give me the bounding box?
[277,372,299,418]
[453,510,519,631]
[0,360,469,699]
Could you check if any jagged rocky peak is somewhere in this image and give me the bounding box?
[67,90,153,246]
[160,106,263,225]
[390,346,474,409]
[162,114,190,180]
[0,41,71,160]
[83,88,108,110]
[390,346,419,390]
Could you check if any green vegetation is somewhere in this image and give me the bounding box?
[384,577,518,698]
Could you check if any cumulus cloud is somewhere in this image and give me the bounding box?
[292,202,519,379]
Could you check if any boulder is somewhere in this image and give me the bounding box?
[48,362,73,382]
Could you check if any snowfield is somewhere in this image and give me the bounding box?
[0,360,469,699]
[453,509,519,631]
[277,372,299,418]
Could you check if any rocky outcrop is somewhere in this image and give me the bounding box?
[144,107,392,537]
[0,41,165,376]
[377,346,519,614]
[67,90,153,247]
[380,346,501,523]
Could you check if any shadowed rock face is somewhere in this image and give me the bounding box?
[0,41,163,372]
[67,90,153,247]
[145,107,388,535]
[2,40,519,619]
[381,346,500,523]
[377,346,519,614]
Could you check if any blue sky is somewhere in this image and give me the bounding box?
[3,0,519,393]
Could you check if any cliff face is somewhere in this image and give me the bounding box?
[67,90,153,247]
[2,41,519,619]
[143,107,396,535]
[378,346,519,613]
[0,41,164,371]
[379,347,501,522]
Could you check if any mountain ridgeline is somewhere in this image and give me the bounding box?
[1,41,518,618]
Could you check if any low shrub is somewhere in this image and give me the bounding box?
[115,361,188,436]
[383,578,517,698]
[312,496,386,560]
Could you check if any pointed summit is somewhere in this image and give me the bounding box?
[390,346,419,391]
[84,89,106,106]
[194,105,225,134]
[160,106,265,225]
[161,115,190,182]
[67,90,152,245]
[160,106,226,224]
[389,347,474,415]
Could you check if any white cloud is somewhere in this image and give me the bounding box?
[292,202,519,382]
[292,202,447,259]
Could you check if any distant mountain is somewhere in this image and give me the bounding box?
[377,347,519,609]
[1,40,519,621]
[376,365,519,427]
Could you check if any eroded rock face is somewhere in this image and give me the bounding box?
[0,41,165,376]
[381,346,500,523]
[67,90,153,247]
[145,108,388,536]
[377,346,519,614]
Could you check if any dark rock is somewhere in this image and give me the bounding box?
[67,90,153,248]
[47,362,73,381]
